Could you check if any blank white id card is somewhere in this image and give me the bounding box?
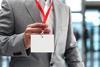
[31,35,54,53]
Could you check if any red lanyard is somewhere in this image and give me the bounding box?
[35,0,53,24]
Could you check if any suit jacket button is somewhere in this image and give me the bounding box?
[50,63,54,66]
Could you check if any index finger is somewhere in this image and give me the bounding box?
[27,23,48,28]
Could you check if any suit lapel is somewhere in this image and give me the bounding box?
[51,0,69,63]
[24,0,42,22]
[50,0,62,60]
[53,0,61,49]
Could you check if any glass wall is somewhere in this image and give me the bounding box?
[85,9,100,67]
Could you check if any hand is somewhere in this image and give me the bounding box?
[24,23,51,49]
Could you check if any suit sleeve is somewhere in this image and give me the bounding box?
[64,7,84,67]
[0,0,27,56]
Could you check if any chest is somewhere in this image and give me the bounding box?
[12,1,69,54]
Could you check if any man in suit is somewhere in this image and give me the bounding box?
[0,0,84,67]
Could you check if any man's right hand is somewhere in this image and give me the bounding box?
[24,23,51,49]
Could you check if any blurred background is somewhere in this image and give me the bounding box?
[0,0,100,67]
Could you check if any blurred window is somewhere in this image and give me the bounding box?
[65,0,82,12]
[71,13,83,22]
[85,9,100,67]
[85,10,100,26]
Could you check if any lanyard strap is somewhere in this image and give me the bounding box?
[35,0,53,24]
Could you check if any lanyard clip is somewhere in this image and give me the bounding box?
[41,30,44,38]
